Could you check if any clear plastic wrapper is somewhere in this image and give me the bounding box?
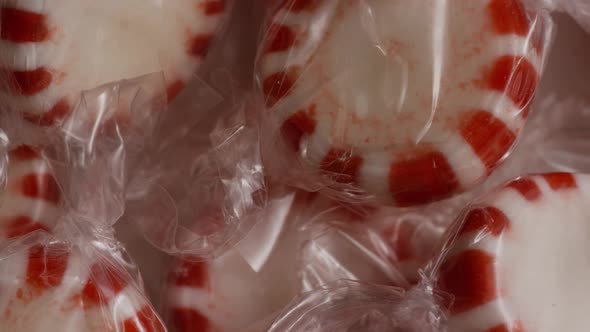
[0,74,169,331]
[0,231,165,331]
[122,0,270,259]
[0,72,167,236]
[298,217,409,291]
[163,190,299,332]
[428,97,590,331]
[125,94,267,259]
[162,189,441,331]
[3,1,585,331]
[264,170,590,332]
[263,172,589,332]
[528,97,590,173]
[0,0,265,268]
[262,94,590,332]
[267,280,444,332]
[432,172,590,331]
[0,145,61,240]
[0,0,228,125]
[366,207,445,285]
[256,0,554,207]
[295,195,438,290]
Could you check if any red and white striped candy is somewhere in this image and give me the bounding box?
[0,0,225,125]
[166,249,298,332]
[259,0,544,206]
[0,145,61,240]
[437,173,590,332]
[0,243,165,331]
[166,193,305,332]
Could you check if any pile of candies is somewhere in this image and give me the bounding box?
[0,0,589,331]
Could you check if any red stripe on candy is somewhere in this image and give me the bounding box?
[389,151,459,207]
[458,206,510,237]
[2,68,54,96]
[4,216,49,238]
[20,173,60,204]
[1,7,50,42]
[487,321,525,332]
[460,110,516,173]
[263,69,298,107]
[122,306,165,332]
[26,244,69,289]
[488,56,538,109]
[507,178,541,201]
[487,0,530,36]
[24,98,72,126]
[201,1,224,15]
[437,249,497,314]
[265,24,297,53]
[172,308,211,332]
[81,262,129,306]
[10,145,40,160]
[172,259,209,289]
[488,325,510,332]
[320,149,363,185]
[188,34,212,58]
[542,173,577,191]
[167,80,185,103]
[281,105,317,151]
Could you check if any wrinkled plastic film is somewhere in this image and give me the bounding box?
[126,95,267,258]
[260,88,590,332]
[0,1,588,332]
[161,189,447,331]
[0,231,166,332]
[547,0,590,33]
[0,0,228,125]
[267,280,445,332]
[256,0,554,207]
[0,74,171,331]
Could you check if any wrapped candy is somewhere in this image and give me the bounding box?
[256,0,553,206]
[0,74,168,331]
[0,233,165,331]
[0,0,227,125]
[369,207,445,285]
[0,145,61,240]
[435,172,590,331]
[263,173,590,332]
[126,96,267,258]
[266,280,444,332]
[291,203,403,291]
[1,0,589,331]
[0,73,167,241]
[164,191,300,332]
[294,195,428,290]
[258,83,590,331]
[118,0,270,259]
[426,98,590,332]
[163,189,438,331]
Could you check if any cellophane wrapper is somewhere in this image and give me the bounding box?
[264,95,590,332]
[0,73,169,331]
[117,0,272,260]
[255,0,554,207]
